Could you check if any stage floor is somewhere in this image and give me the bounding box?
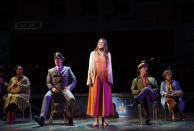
[1,114,194,131]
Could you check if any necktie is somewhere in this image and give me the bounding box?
[58,67,61,73]
[142,76,151,87]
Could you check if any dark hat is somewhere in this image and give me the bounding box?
[54,52,65,60]
[137,63,148,72]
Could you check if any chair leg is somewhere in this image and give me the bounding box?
[49,109,54,125]
[164,107,167,120]
[11,111,16,123]
[64,105,67,124]
[29,104,32,121]
[23,111,25,121]
[152,103,158,124]
[155,108,158,124]
[64,113,66,125]
[138,104,140,124]
[153,105,155,121]
[153,105,158,124]
[168,110,172,120]
[49,111,53,125]
[49,99,54,125]
[138,104,143,125]
[7,111,11,122]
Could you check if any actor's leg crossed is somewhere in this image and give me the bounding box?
[137,87,151,102]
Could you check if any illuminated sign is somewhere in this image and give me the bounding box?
[14,21,42,30]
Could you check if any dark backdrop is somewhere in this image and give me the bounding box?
[9,30,181,94]
[0,0,193,96]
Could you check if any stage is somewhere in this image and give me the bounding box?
[0,113,194,131]
[1,93,194,130]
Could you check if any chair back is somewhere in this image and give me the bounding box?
[26,88,31,100]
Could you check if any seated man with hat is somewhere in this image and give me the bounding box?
[128,62,159,125]
[34,52,77,126]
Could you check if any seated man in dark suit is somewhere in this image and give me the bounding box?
[34,52,77,126]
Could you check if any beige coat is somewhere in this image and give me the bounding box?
[87,51,113,86]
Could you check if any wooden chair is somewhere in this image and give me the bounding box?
[49,95,68,125]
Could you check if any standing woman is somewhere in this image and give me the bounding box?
[87,38,114,127]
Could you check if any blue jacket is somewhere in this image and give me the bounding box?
[160,80,185,111]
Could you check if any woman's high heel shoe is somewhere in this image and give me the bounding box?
[93,122,99,127]
[102,121,109,127]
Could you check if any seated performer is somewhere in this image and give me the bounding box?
[0,73,8,121]
[160,70,184,121]
[34,52,77,126]
[4,65,30,123]
[128,63,159,125]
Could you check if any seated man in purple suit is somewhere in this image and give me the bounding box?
[34,52,77,126]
